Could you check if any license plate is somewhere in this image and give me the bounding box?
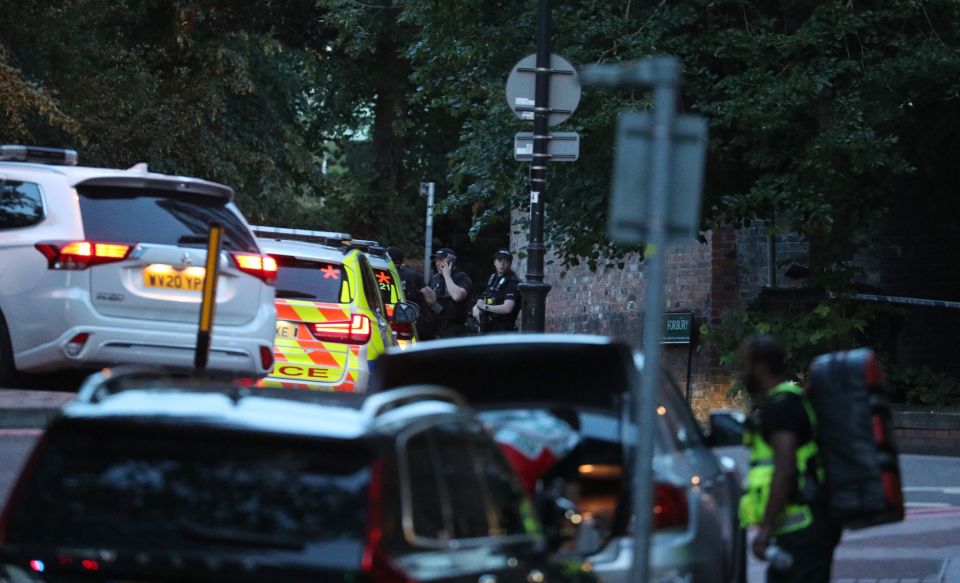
[143,265,205,291]
[276,321,299,339]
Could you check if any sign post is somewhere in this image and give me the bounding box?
[582,56,708,583]
[661,312,696,402]
[505,4,582,332]
[195,224,223,370]
[420,182,435,283]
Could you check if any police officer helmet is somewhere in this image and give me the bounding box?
[494,249,513,262]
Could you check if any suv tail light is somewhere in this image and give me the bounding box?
[362,461,412,583]
[0,434,47,544]
[259,346,275,371]
[230,253,278,285]
[653,482,689,530]
[390,321,415,341]
[35,241,132,270]
[64,333,90,357]
[310,314,372,345]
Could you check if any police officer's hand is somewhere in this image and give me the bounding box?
[421,286,437,306]
[475,299,486,309]
[472,305,481,319]
[439,261,452,278]
[752,526,772,561]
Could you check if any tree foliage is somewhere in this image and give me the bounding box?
[3,0,959,296]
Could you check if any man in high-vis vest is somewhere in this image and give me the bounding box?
[738,335,841,582]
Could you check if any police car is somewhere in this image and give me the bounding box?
[350,239,417,347]
[252,227,417,392]
[0,145,278,384]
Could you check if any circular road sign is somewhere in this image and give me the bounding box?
[506,53,581,127]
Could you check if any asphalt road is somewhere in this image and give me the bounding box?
[2,434,960,582]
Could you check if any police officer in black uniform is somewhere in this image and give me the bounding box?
[386,246,426,312]
[421,248,472,339]
[472,249,521,334]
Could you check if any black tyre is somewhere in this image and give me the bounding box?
[0,311,18,387]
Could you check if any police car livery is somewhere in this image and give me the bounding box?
[252,227,413,392]
[350,239,417,347]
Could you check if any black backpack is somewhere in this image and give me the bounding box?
[807,348,905,529]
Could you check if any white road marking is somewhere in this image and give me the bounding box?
[905,502,953,508]
[903,487,960,495]
[0,428,43,436]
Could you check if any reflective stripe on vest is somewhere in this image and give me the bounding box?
[738,382,821,535]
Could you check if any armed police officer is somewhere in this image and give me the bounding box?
[420,248,472,339]
[739,334,841,583]
[472,249,521,334]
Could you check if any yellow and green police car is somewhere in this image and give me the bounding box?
[350,239,418,348]
[251,227,411,392]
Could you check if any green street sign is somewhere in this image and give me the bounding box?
[661,312,694,344]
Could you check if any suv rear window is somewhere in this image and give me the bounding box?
[6,423,372,570]
[273,256,350,303]
[77,185,258,252]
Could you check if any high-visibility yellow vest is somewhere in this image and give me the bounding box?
[738,382,822,535]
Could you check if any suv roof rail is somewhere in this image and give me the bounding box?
[0,145,78,166]
[349,239,388,258]
[250,225,352,248]
[361,385,466,418]
[76,365,181,403]
[75,366,252,404]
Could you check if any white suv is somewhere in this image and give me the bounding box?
[0,145,277,384]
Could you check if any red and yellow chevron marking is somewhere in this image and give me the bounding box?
[255,369,360,392]
[275,299,351,324]
[272,299,354,382]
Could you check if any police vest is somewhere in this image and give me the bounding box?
[738,382,823,535]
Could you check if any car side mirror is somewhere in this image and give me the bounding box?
[392,301,419,325]
[705,410,747,448]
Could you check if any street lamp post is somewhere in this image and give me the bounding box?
[519,0,552,332]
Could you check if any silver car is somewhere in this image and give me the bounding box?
[372,334,748,583]
[0,145,277,383]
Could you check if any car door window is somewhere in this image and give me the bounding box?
[0,180,44,229]
[402,430,451,542]
[468,428,536,537]
[657,378,721,479]
[357,255,386,316]
[433,423,492,540]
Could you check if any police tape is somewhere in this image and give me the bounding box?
[853,293,960,310]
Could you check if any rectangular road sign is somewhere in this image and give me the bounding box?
[661,312,694,344]
[608,113,708,244]
[514,132,580,162]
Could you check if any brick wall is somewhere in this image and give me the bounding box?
[511,211,743,418]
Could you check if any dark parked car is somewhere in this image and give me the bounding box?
[371,334,748,583]
[0,368,598,583]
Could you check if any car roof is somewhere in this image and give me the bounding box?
[367,254,394,269]
[61,371,469,440]
[0,161,234,201]
[257,237,351,263]
[371,334,634,411]
[61,390,371,439]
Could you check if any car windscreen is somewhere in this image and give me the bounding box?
[77,185,258,253]
[6,422,372,571]
[273,256,349,302]
[372,268,396,307]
